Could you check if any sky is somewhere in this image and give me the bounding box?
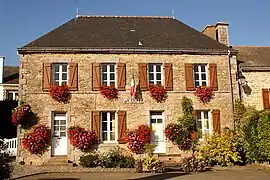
[0,0,270,66]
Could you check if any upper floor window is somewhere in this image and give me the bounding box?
[194,64,208,87]
[196,110,211,138]
[148,64,162,85]
[101,112,117,142]
[101,64,116,86]
[6,91,18,100]
[52,64,68,85]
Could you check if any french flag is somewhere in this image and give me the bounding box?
[130,72,135,97]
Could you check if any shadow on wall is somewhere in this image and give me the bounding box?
[0,100,17,139]
[242,84,252,96]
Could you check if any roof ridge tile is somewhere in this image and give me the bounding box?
[77,15,173,19]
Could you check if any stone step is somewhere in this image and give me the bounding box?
[42,156,70,166]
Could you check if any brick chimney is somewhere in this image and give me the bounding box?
[0,56,4,84]
[202,22,229,46]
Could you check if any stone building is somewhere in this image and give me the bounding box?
[17,16,238,165]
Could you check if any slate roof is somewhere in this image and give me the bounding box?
[3,66,19,84]
[19,16,231,54]
[233,46,270,71]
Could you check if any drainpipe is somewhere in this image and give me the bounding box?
[227,48,235,129]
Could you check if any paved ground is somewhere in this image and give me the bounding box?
[16,168,270,180]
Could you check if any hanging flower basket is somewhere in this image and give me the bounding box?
[193,86,214,104]
[49,83,71,103]
[67,126,99,151]
[148,84,167,103]
[21,124,51,156]
[124,124,152,154]
[99,85,118,100]
[11,104,32,126]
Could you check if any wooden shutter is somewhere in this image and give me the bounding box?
[117,63,126,91]
[164,63,173,91]
[68,63,78,90]
[209,64,218,91]
[117,111,127,144]
[43,63,52,91]
[91,111,100,138]
[92,63,100,91]
[185,63,194,91]
[212,109,221,134]
[262,89,270,110]
[139,63,148,91]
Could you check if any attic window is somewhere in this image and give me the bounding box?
[215,29,219,42]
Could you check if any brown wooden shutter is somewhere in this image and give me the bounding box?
[117,63,126,91]
[117,111,127,144]
[92,63,100,91]
[91,111,100,138]
[139,63,148,91]
[43,63,52,91]
[262,89,270,110]
[68,63,78,90]
[164,63,173,91]
[185,63,194,91]
[209,64,218,91]
[212,109,221,134]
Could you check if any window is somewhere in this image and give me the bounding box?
[149,64,162,85]
[196,111,211,138]
[101,64,116,86]
[150,111,163,124]
[194,64,208,87]
[101,112,117,142]
[52,64,68,85]
[53,113,67,137]
[6,91,18,100]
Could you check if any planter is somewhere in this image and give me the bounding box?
[49,84,71,103]
[148,84,167,103]
[99,85,118,100]
[193,86,214,104]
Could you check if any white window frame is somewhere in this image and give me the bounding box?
[52,112,67,138]
[101,64,117,87]
[196,110,212,139]
[100,112,118,143]
[148,63,163,85]
[52,63,68,85]
[6,91,18,100]
[194,64,208,87]
[150,111,164,124]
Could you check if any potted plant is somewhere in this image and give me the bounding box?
[49,83,71,103]
[148,84,167,103]
[193,85,214,104]
[99,85,118,100]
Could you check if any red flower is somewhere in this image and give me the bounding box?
[11,104,32,126]
[49,83,71,103]
[148,84,167,103]
[99,85,118,100]
[193,85,214,104]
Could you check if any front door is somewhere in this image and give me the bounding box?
[150,112,166,153]
[52,113,67,156]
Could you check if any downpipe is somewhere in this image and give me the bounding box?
[228,48,235,129]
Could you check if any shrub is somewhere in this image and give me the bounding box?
[196,129,242,166]
[148,84,167,103]
[180,155,208,173]
[99,85,118,100]
[68,126,99,151]
[21,124,51,156]
[79,153,99,167]
[0,139,12,179]
[142,154,165,173]
[234,99,246,130]
[49,83,71,103]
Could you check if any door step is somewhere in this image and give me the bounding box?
[42,156,70,166]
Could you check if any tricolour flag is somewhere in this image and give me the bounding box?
[130,72,135,97]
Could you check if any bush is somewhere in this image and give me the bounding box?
[79,153,99,167]
[0,139,12,179]
[196,129,242,166]
[180,155,208,173]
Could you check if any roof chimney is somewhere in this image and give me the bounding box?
[202,22,229,46]
[0,56,4,84]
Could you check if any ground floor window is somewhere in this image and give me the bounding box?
[6,90,18,100]
[196,110,211,138]
[101,112,117,142]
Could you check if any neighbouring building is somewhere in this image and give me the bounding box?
[17,15,238,165]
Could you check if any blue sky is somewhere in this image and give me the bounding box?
[0,0,269,65]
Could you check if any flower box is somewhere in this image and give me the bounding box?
[148,84,167,103]
[99,85,118,100]
[193,86,214,104]
[49,83,71,103]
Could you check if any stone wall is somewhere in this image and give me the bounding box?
[18,53,235,165]
[240,71,270,110]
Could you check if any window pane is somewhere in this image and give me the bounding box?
[194,65,198,72]
[102,132,107,141]
[110,73,115,81]
[54,73,59,80]
[60,132,66,137]
[156,80,162,85]
[149,80,154,85]
[110,81,115,86]
[110,65,115,72]
[151,119,156,123]
[54,64,59,72]
[149,64,153,72]
[151,112,162,116]
[62,64,67,72]
[54,126,59,131]
[110,122,113,131]
[54,120,60,125]
[201,65,206,72]
[156,73,161,80]
[149,73,154,81]
[204,111,209,119]
[60,120,66,125]
[195,81,199,87]
[102,74,107,81]
[110,132,115,141]
[156,65,161,72]
[62,73,67,80]
[60,126,66,131]
[205,120,209,129]
[194,74,199,80]
[197,121,202,129]
[202,81,207,86]
[7,93,13,100]
[102,122,107,131]
[102,113,107,122]
[201,74,206,80]
[102,65,107,72]
[197,112,201,120]
[157,119,162,123]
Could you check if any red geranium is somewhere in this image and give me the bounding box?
[67,126,99,151]
[124,124,152,154]
[99,85,118,100]
[49,83,71,103]
[148,84,167,103]
[193,85,214,104]
[11,104,31,126]
[21,124,51,156]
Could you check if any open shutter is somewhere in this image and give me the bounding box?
[91,111,100,138]
[43,63,52,91]
[209,64,218,91]
[68,63,78,90]
[262,89,270,110]
[117,111,127,144]
[117,63,126,91]
[185,63,194,91]
[139,63,148,91]
[212,109,221,134]
[92,63,100,91]
[164,63,173,91]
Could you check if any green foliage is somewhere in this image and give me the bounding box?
[79,153,99,167]
[143,143,156,156]
[178,96,196,131]
[180,155,208,173]
[196,129,242,166]
[142,154,165,173]
[234,99,246,129]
